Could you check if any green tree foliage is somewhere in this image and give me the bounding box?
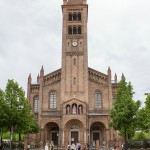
[137,95,150,131]
[132,131,148,140]
[1,79,39,141]
[109,77,141,143]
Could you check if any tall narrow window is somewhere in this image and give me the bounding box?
[73,13,77,21]
[78,26,82,34]
[68,26,72,34]
[73,26,77,34]
[69,13,72,21]
[95,91,102,109]
[73,58,76,65]
[78,13,81,21]
[73,77,76,85]
[50,91,57,108]
[34,96,39,112]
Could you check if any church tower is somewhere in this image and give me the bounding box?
[61,0,88,102]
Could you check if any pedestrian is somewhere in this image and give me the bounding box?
[71,143,76,150]
[45,143,48,150]
[67,142,71,150]
[78,142,81,150]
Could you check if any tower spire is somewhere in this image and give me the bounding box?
[40,65,44,77]
[114,73,117,83]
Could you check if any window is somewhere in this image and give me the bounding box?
[73,77,76,85]
[73,58,76,65]
[50,91,57,108]
[69,13,72,21]
[68,26,72,34]
[78,26,82,34]
[78,13,81,21]
[73,13,77,21]
[34,96,39,112]
[73,26,77,34]
[95,91,102,109]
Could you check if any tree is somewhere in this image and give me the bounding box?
[0,89,8,146]
[109,77,141,143]
[4,79,39,141]
[137,94,150,131]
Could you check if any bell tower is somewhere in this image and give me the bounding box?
[61,0,88,102]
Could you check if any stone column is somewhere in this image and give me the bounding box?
[62,129,64,147]
[84,128,86,144]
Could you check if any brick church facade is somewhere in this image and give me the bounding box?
[27,0,120,148]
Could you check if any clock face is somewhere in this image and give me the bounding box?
[72,41,77,47]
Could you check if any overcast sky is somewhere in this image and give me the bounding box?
[0,0,150,105]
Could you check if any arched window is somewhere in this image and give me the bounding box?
[73,26,77,34]
[73,13,77,21]
[95,91,102,109]
[68,26,72,34]
[69,13,72,21]
[34,96,39,112]
[78,26,82,34]
[78,13,81,21]
[50,91,57,108]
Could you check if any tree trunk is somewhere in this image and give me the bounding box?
[19,133,21,141]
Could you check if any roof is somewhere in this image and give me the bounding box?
[67,0,83,5]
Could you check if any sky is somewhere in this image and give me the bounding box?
[0,0,150,106]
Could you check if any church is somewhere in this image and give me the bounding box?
[27,0,120,148]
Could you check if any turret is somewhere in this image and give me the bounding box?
[40,65,44,77]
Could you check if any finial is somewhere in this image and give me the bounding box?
[83,0,87,4]
[121,73,125,80]
[63,0,67,5]
[114,73,117,83]
[107,66,111,75]
[37,74,40,84]
[40,65,44,77]
[28,73,32,83]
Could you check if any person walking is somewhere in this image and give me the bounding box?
[71,143,76,150]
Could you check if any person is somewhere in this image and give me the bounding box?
[67,143,71,150]
[45,143,48,150]
[71,143,76,150]
[78,142,81,150]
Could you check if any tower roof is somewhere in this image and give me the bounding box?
[68,0,83,5]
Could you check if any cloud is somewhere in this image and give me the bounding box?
[0,0,150,105]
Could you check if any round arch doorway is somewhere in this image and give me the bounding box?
[64,119,84,146]
[45,122,59,146]
[90,122,106,147]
